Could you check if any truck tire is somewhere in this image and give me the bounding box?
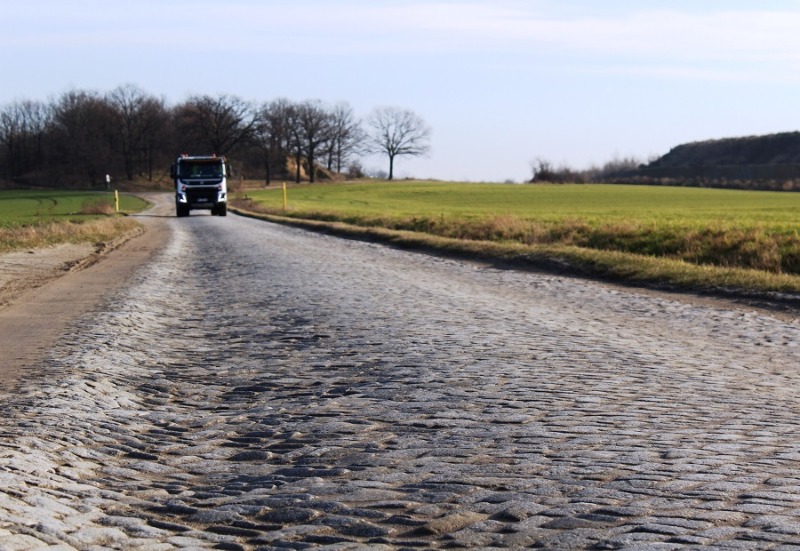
[176,205,189,217]
[217,203,227,217]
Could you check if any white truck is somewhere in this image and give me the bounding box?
[170,155,230,217]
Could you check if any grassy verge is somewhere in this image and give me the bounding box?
[231,181,800,297]
[0,191,149,253]
[0,218,143,254]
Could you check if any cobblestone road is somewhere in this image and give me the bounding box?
[3,211,800,550]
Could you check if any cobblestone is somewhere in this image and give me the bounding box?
[2,213,800,548]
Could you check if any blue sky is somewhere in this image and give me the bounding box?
[3,0,800,181]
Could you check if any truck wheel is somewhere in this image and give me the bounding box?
[217,204,227,217]
[176,205,189,217]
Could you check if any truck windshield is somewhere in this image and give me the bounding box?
[180,162,223,178]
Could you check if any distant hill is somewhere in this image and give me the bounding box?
[650,132,800,167]
[622,131,800,190]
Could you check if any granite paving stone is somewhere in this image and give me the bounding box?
[2,215,800,548]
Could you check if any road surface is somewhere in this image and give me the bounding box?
[2,194,800,549]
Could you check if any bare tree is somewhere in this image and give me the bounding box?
[529,157,585,184]
[138,97,171,181]
[529,158,554,182]
[107,84,168,180]
[174,94,257,156]
[324,102,364,174]
[295,100,334,183]
[0,100,52,181]
[285,103,304,183]
[365,106,431,180]
[21,100,53,178]
[254,98,294,184]
[50,90,117,186]
[0,103,23,180]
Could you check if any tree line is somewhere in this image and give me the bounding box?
[530,131,800,190]
[528,156,649,184]
[0,84,431,188]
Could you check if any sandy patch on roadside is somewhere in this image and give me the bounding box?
[0,220,147,311]
[0,243,96,309]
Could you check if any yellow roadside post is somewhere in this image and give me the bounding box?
[283,182,287,211]
[114,190,119,213]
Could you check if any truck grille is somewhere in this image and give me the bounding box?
[187,188,218,204]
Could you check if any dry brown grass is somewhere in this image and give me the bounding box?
[0,218,141,254]
[79,198,116,215]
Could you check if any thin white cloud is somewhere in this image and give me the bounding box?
[595,62,800,85]
[6,1,800,76]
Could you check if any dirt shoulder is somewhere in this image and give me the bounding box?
[0,243,97,310]
[0,193,173,391]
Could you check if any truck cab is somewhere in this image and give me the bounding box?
[170,155,230,217]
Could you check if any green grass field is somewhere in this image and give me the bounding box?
[240,181,800,224]
[235,181,800,294]
[0,190,149,253]
[0,190,149,227]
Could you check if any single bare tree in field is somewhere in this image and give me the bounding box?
[366,106,431,180]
